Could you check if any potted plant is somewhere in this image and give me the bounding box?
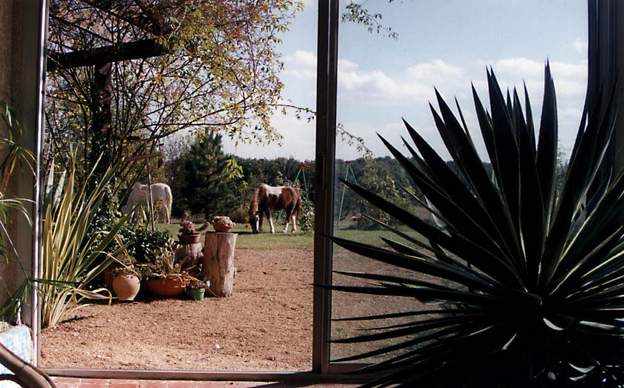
[186,278,209,301]
[178,220,201,244]
[211,216,234,233]
[141,243,193,298]
[111,266,141,302]
[106,253,141,302]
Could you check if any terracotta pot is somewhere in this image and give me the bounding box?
[145,276,187,297]
[111,274,141,301]
[179,233,201,244]
[212,223,233,233]
[103,268,114,289]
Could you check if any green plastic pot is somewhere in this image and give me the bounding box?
[188,288,205,301]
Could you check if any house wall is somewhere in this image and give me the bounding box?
[0,0,46,342]
[0,0,20,309]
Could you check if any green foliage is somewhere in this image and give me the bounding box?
[0,102,35,323]
[298,194,314,232]
[333,65,624,387]
[120,225,170,264]
[40,159,131,328]
[46,0,303,173]
[342,0,399,39]
[335,157,418,229]
[170,132,243,218]
[236,156,308,189]
[352,157,416,229]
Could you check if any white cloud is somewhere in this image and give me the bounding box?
[337,58,465,103]
[276,49,588,159]
[407,60,465,80]
[222,112,316,160]
[283,50,317,79]
[572,37,588,55]
[487,57,587,98]
[334,56,587,158]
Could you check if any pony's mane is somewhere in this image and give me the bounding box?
[249,187,261,213]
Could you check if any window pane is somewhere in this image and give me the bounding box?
[332,0,587,364]
[41,0,316,371]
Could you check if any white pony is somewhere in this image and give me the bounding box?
[122,182,173,224]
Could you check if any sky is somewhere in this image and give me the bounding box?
[222,0,588,161]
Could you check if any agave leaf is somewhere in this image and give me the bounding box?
[485,69,521,240]
[332,236,498,292]
[333,315,485,345]
[332,65,624,386]
[429,94,521,270]
[332,308,470,322]
[379,134,511,263]
[334,269,446,286]
[536,62,559,227]
[332,322,467,363]
[513,88,546,287]
[340,181,521,286]
[358,213,438,255]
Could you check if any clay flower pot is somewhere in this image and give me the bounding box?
[145,276,188,297]
[179,233,201,244]
[212,216,235,233]
[212,223,233,233]
[112,273,141,301]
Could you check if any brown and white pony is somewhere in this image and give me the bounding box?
[248,184,301,233]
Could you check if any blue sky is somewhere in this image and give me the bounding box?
[223,0,588,161]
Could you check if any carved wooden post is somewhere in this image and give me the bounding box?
[202,232,237,297]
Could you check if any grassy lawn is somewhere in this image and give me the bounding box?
[156,223,314,249]
[156,222,423,250]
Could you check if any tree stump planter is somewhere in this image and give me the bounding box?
[202,232,238,297]
[175,240,203,262]
[179,233,201,244]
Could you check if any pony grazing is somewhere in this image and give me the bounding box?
[122,182,173,224]
[249,184,301,233]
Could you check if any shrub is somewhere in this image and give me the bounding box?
[40,159,129,327]
[120,225,170,264]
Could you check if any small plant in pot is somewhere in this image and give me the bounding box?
[211,216,234,233]
[140,242,193,298]
[186,278,209,301]
[178,220,204,244]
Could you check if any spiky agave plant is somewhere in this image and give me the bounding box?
[332,64,624,387]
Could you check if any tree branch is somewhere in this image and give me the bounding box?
[47,39,170,71]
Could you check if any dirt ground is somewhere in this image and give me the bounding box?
[41,248,314,371]
[41,241,428,371]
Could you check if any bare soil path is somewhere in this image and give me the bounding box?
[41,248,314,371]
[42,234,428,371]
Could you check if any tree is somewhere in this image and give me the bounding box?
[170,133,243,218]
[341,0,401,39]
[351,157,416,228]
[46,0,303,175]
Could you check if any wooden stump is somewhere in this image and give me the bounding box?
[175,242,203,263]
[202,232,238,297]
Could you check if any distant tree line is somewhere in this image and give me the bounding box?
[158,132,572,230]
[160,134,420,226]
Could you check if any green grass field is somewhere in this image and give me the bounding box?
[156,222,423,250]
